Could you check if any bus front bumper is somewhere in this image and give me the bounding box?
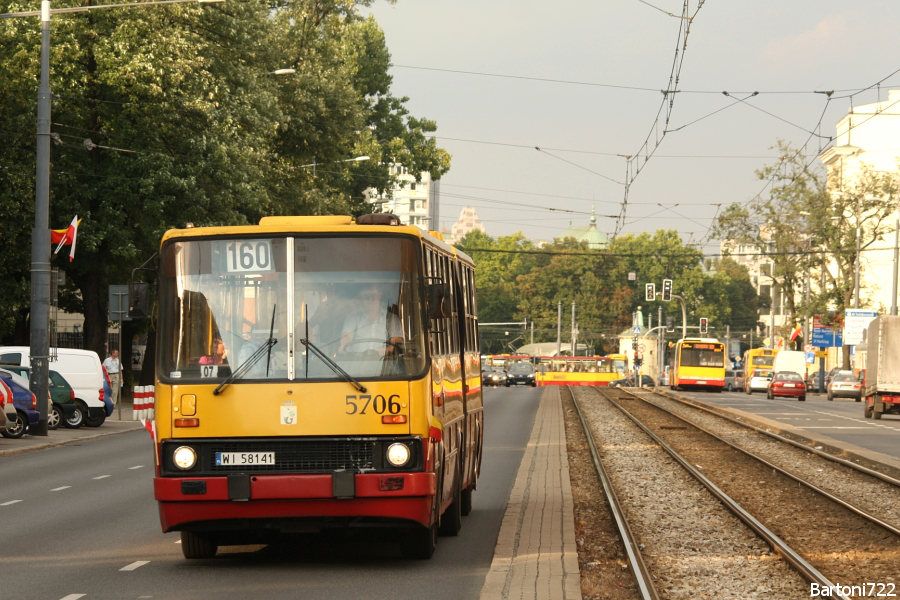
[155,472,436,532]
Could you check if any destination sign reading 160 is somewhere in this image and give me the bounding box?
[225,240,274,274]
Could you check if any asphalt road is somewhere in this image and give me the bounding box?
[0,385,543,600]
[676,389,900,461]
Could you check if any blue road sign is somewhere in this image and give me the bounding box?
[633,326,641,335]
[811,327,842,348]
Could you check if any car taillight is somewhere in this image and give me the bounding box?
[773,382,783,387]
[70,389,75,399]
[99,389,104,402]
[31,392,37,409]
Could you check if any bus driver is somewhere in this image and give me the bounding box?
[338,283,403,360]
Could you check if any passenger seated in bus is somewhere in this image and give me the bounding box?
[199,337,228,365]
[338,283,403,358]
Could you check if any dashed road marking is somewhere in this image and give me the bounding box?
[1,500,22,506]
[175,539,182,544]
[59,595,86,600]
[51,486,72,492]
[129,465,145,470]
[93,475,111,480]
[120,561,150,571]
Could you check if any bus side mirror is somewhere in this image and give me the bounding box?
[129,282,150,318]
[426,282,451,319]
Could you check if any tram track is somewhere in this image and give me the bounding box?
[577,385,900,599]
[566,386,809,599]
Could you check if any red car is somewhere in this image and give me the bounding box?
[768,371,807,401]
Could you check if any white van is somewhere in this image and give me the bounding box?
[772,350,808,379]
[0,347,107,426]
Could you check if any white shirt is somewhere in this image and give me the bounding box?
[341,310,403,352]
[102,357,120,374]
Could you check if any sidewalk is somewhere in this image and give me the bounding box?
[0,401,144,458]
[480,386,582,600]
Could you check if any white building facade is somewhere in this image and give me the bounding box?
[364,165,436,229]
[818,89,900,315]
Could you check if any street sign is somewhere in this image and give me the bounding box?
[638,344,645,352]
[804,344,813,353]
[108,285,132,322]
[805,352,815,364]
[633,326,641,335]
[811,327,842,348]
[843,309,878,346]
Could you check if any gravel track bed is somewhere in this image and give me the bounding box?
[632,389,900,531]
[606,389,900,587]
[561,388,641,600]
[573,387,808,599]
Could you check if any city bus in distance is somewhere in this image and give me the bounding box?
[669,338,725,392]
[148,214,482,560]
[741,348,778,392]
[534,355,627,386]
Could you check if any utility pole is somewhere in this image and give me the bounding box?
[658,305,664,384]
[571,302,576,356]
[556,301,561,357]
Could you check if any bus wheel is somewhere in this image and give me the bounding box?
[181,531,218,559]
[439,468,462,537]
[400,523,437,559]
[461,486,473,517]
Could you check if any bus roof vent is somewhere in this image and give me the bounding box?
[428,230,445,241]
[259,216,352,226]
[357,213,400,226]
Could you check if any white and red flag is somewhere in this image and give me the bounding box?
[51,215,79,262]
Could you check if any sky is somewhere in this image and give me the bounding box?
[362,0,900,253]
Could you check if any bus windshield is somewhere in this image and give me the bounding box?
[159,236,427,383]
[680,344,724,367]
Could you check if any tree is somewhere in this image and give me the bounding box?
[0,0,451,363]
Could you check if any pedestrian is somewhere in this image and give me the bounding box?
[102,349,121,406]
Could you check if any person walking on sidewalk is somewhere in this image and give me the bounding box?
[102,349,121,406]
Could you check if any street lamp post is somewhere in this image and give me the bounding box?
[1,0,224,435]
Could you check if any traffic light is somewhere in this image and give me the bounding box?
[662,279,673,302]
[645,283,655,302]
[699,317,708,334]
[666,316,674,332]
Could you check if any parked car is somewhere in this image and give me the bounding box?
[0,347,106,427]
[506,362,536,387]
[0,368,40,439]
[0,365,83,429]
[827,372,863,402]
[805,371,823,393]
[611,374,656,388]
[745,369,773,394]
[0,378,10,434]
[767,371,807,401]
[725,369,744,392]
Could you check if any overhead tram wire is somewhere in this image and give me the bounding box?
[616,0,705,238]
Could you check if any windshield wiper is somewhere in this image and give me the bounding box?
[299,337,366,393]
[214,305,279,396]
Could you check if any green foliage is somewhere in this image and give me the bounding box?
[0,0,449,348]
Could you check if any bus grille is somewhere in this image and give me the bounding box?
[203,440,376,473]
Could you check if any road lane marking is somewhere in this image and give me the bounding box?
[120,561,150,571]
[51,486,72,491]
[129,465,145,470]
[1,500,22,506]
[59,595,86,600]
[93,475,111,480]
[175,540,182,544]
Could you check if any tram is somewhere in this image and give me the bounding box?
[534,355,627,386]
[146,214,482,560]
[485,354,532,369]
[669,338,726,391]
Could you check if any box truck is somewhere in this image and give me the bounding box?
[863,315,900,420]
[772,350,808,378]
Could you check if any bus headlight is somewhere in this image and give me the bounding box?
[173,446,198,470]
[386,443,410,467]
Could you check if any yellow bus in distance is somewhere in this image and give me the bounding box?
[669,338,725,392]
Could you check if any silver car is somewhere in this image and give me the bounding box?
[745,369,773,394]
[827,372,863,402]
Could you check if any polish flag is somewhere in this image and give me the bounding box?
[790,327,801,342]
[52,216,79,262]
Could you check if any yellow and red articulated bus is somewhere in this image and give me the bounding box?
[149,214,482,560]
[534,355,627,386]
[669,338,726,392]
